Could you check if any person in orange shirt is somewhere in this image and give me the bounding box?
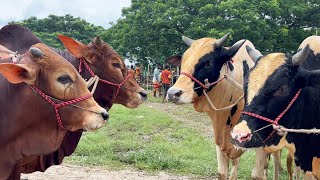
[135,65,141,83]
[161,65,172,102]
[128,65,135,77]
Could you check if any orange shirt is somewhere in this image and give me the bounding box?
[161,69,171,84]
[135,67,141,78]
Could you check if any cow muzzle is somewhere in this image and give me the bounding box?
[167,87,183,103]
[231,121,253,145]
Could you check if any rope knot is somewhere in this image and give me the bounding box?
[273,125,287,136]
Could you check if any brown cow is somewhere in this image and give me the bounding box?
[0,24,146,178]
[0,43,108,179]
[166,34,282,179]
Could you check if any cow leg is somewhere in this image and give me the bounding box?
[272,151,281,180]
[7,163,21,180]
[296,167,301,179]
[303,173,315,180]
[216,145,229,180]
[229,158,239,180]
[287,152,294,180]
[251,148,267,180]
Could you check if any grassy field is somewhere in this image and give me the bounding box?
[67,97,289,179]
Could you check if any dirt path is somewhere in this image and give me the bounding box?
[22,165,197,180]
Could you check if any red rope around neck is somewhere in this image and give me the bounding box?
[242,88,302,143]
[31,85,93,129]
[78,58,131,97]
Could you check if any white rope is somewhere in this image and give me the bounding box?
[202,69,244,111]
[272,125,320,135]
[203,90,244,111]
[85,75,100,94]
[224,74,243,90]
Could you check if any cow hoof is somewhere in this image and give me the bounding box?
[217,173,227,180]
[251,177,263,180]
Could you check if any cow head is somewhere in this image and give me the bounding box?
[231,45,315,152]
[167,33,245,108]
[0,43,108,131]
[58,35,147,109]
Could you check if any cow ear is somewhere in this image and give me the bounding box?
[57,35,92,62]
[0,63,36,84]
[225,40,246,58]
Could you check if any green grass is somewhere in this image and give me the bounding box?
[67,104,289,179]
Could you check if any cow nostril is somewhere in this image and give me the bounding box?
[174,90,183,97]
[139,91,147,100]
[238,133,252,143]
[101,111,109,121]
[167,88,183,101]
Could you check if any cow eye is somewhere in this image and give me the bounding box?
[57,75,73,84]
[273,85,289,96]
[205,61,210,67]
[112,63,121,68]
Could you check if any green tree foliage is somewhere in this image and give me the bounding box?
[102,0,319,66]
[11,14,106,48]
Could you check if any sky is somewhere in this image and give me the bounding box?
[0,0,131,28]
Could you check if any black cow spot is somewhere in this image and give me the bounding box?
[243,60,249,78]
[226,116,232,127]
[231,105,238,117]
[228,61,234,71]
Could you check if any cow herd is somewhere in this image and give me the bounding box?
[0,24,319,180]
[0,25,147,179]
[167,34,320,180]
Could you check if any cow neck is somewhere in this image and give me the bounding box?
[0,82,67,175]
[193,60,245,159]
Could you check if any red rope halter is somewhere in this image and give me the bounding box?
[78,58,131,97]
[31,85,93,129]
[181,59,233,90]
[242,88,302,143]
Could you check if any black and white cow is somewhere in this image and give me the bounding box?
[231,36,320,178]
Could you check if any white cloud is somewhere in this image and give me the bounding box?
[0,0,131,28]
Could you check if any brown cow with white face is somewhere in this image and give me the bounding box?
[0,43,107,179]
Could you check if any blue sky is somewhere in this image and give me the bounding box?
[0,0,131,28]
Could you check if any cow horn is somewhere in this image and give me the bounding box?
[94,36,103,47]
[292,44,310,66]
[182,36,194,46]
[215,32,231,48]
[246,45,262,62]
[30,47,43,59]
[226,40,246,57]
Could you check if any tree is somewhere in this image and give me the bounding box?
[102,0,319,66]
[11,14,106,48]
